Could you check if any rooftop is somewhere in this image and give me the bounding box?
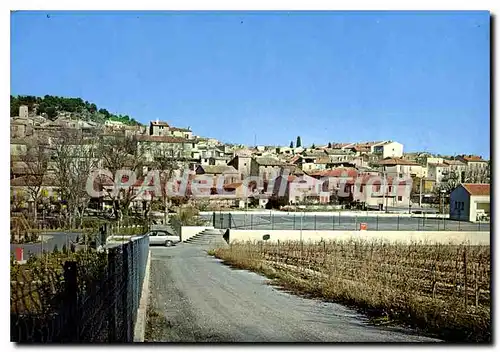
[197,165,238,174]
[150,120,170,127]
[377,157,420,166]
[254,156,288,166]
[461,183,490,196]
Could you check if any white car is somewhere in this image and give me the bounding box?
[146,230,181,247]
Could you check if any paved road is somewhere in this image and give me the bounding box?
[147,244,441,342]
[10,232,81,260]
[202,213,489,232]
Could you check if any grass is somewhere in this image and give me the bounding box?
[209,239,490,342]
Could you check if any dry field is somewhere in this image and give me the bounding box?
[211,239,491,342]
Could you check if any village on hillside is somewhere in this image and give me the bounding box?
[10,102,490,229]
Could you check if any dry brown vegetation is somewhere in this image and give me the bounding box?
[211,239,491,342]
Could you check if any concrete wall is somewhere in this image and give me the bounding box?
[181,226,214,241]
[227,229,490,246]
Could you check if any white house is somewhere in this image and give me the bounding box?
[372,141,404,158]
[449,184,490,222]
[377,157,424,178]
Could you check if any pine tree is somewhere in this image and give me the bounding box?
[312,143,316,149]
[290,141,294,148]
[328,142,332,148]
[296,136,302,148]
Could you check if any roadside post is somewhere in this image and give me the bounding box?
[397,215,400,231]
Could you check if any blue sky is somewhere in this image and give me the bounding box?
[11,11,490,158]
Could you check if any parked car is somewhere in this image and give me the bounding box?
[146,230,180,247]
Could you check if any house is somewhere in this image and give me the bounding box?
[372,141,404,158]
[427,162,450,184]
[293,150,331,172]
[227,154,253,179]
[449,184,490,222]
[443,159,467,182]
[134,135,199,170]
[377,157,425,178]
[351,174,411,210]
[195,165,240,188]
[149,120,171,136]
[456,155,489,170]
[250,157,295,191]
[271,174,327,205]
[169,127,194,140]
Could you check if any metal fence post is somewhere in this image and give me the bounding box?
[417,217,420,231]
[314,215,317,230]
[107,250,117,342]
[271,213,274,230]
[229,213,232,229]
[338,211,341,226]
[444,215,446,230]
[478,221,481,231]
[122,245,130,342]
[354,215,357,231]
[397,215,400,231]
[251,214,253,230]
[212,212,215,227]
[293,213,296,230]
[63,261,79,342]
[376,215,379,231]
[332,213,335,230]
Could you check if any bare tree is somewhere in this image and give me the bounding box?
[20,137,50,222]
[151,143,187,224]
[464,163,490,184]
[52,129,101,228]
[99,134,148,220]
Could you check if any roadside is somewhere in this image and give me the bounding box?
[209,242,490,343]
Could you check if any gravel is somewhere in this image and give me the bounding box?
[146,244,441,342]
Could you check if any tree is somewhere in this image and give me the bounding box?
[20,137,51,222]
[89,103,97,114]
[152,143,187,224]
[53,129,101,228]
[296,136,302,148]
[289,141,294,148]
[45,107,58,120]
[99,134,149,220]
[328,142,332,148]
[312,143,316,149]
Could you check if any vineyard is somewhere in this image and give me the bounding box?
[212,240,491,342]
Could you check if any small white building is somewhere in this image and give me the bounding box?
[372,141,404,158]
[449,184,490,222]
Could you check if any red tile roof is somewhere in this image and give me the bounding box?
[458,155,487,162]
[462,183,490,196]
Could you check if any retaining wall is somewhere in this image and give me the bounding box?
[227,230,490,245]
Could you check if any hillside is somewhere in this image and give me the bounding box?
[10,95,142,126]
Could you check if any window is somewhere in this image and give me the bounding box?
[149,231,157,237]
[398,196,403,201]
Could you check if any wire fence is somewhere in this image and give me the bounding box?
[209,212,490,232]
[10,234,149,343]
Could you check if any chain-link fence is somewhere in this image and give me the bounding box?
[209,212,490,232]
[10,235,149,343]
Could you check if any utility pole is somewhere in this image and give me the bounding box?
[384,171,389,213]
[419,177,423,207]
